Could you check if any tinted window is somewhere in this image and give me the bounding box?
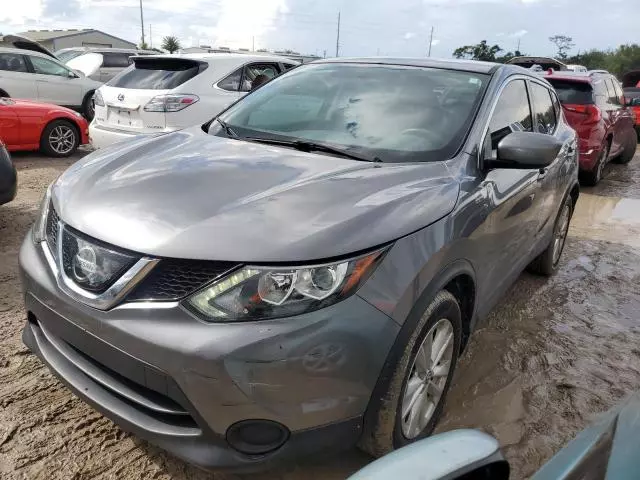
[487,80,532,149]
[30,56,70,77]
[605,78,619,105]
[108,58,202,89]
[0,53,27,72]
[102,53,131,68]
[547,79,593,105]
[218,64,489,163]
[240,63,280,92]
[530,83,557,134]
[218,67,242,91]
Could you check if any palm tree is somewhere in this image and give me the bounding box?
[161,36,181,54]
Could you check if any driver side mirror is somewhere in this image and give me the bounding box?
[348,430,509,480]
[68,69,82,79]
[488,131,563,170]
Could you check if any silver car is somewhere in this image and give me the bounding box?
[0,44,101,119]
[20,57,579,472]
[57,47,157,83]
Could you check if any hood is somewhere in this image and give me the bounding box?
[53,128,459,262]
[5,98,82,116]
[0,34,57,59]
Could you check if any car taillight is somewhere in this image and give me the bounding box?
[632,106,640,125]
[93,90,105,107]
[563,104,601,124]
[144,94,199,112]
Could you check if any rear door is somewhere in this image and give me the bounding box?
[95,57,204,134]
[0,52,37,99]
[28,55,82,107]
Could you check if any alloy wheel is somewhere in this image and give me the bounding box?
[400,318,454,439]
[552,204,571,266]
[49,125,76,155]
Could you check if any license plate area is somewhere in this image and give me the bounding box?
[107,108,140,128]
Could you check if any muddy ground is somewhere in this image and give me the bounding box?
[1,150,639,479]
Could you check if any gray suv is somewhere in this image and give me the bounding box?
[20,58,579,471]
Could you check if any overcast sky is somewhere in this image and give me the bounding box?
[1,0,637,58]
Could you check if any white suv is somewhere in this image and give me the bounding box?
[0,47,102,119]
[90,53,298,149]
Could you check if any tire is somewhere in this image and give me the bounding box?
[613,131,637,164]
[40,120,80,158]
[581,141,609,186]
[82,92,95,121]
[528,196,573,276]
[359,290,462,458]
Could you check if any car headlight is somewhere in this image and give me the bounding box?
[32,183,52,243]
[186,250,385,322]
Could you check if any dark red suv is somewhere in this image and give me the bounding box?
[545,71,637,185]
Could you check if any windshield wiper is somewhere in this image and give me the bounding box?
[216,118,238,138]
[243,137,382,163]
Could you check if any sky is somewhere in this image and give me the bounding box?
[0,0,637,58]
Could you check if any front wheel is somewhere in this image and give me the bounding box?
[528,196,573,276]
[40,120,80,158]
[359,290,462,457]
[582,142,609,186]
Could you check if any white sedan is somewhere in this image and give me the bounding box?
[90,53,299,149]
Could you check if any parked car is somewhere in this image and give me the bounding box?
[89,53,298,149]
[507,56,568,71]
[621,70,640,136]
[566,64,588,73]
[21,58,579,472]
[0,97,89,157]
[57,47,156,82]
[544,70,637,185]
[350,391,640,480]
[0,140,17,205]
[0,47,102,120]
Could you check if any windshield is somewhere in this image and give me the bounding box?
[215,63,489,163]
[57,50,85,63]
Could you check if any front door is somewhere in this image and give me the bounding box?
[28,55,82,107]
[476,78,543,302]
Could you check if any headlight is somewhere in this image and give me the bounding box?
[186,250,385,322]
[32,184,52,243]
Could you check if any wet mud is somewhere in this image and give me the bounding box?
[0,151,639,479]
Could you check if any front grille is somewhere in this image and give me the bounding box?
[45,204,59,254]
[127,259,237,301]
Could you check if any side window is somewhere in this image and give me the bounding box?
[530,83,557,134]
[282,62,299,71]
[217,67,242,92]
[240,63,280,92]
[0,53,28,73]
[603,78,617,104]
[102,53,131,68]
[486,79,532,153]
[592,80,608,106]
[550,89,561,122]
[609,78,623,105]
[613,80,625,105]
[30,56,70,77]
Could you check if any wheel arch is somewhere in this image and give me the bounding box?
[360,259,477,442]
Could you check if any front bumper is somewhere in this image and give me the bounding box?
[19,234,399,470]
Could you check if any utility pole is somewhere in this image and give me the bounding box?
[252,36,255,51]
[139,0,145,46]
[323,49,327,58]
[149,24,152,48]
[335,11,341,57]
[427,26,434,57]
[517,38,521,53]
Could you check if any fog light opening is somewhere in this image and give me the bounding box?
[226,420,290,455]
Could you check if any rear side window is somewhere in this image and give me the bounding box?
[547,79,593,105]
[217,67,242,91]
[108,58,203,90]
[0,52,28,72]
[605,78,620,105]
[487,79,532,149]
[530,83,557,134]
[102,53,131,68]
[592,79,609,106]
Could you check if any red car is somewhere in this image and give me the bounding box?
[621,70,640,135]
[545,71,637,185]
[0,97,89,157]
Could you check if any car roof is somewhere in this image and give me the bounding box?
[312,57,500,74]
[0,46,58,60]
[135,52,298,64]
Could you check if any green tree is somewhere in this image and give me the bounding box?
[139,41,149,50]
[453,40,503,62]
[549,35,575,60]
[161,36,181,54]
[567,44,640,77]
